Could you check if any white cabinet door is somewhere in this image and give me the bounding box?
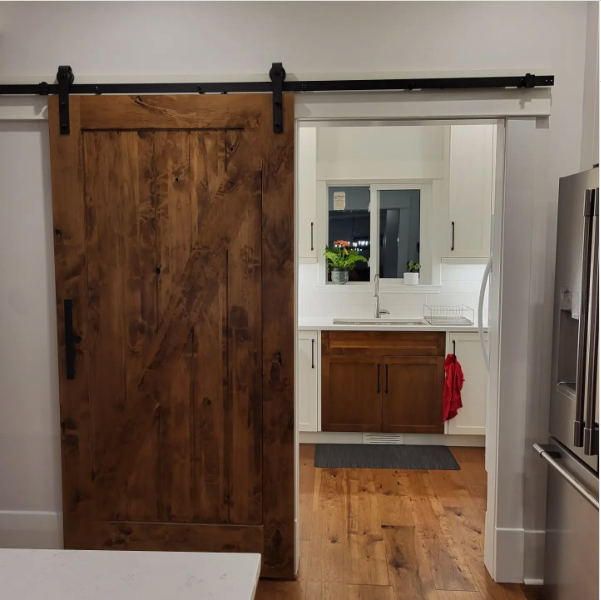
[298,330,318,432]
[446,124,494,258]
[447,332,488,436]
[298,128,317,262]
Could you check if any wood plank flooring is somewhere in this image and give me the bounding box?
[256,445,544,600]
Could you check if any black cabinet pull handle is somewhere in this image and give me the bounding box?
[451,221,455,251]
[311,339,315,369]
[64,299,80,380]
[385,364,389,393]
[377,363,380,393]
[310,222,314,251]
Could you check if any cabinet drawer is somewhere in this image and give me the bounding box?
[322,331,445,357]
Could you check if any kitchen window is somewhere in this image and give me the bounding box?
[325,181,431,284]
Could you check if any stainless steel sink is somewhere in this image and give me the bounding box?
[332,318,428,326]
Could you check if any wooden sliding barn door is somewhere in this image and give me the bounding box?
[48,94,294,578]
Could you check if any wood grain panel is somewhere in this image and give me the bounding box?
[83,131,129,520]
[322,331,446,357]
[346,469,389,586]
[383,356,445,434]
[79,94,263,130]
[92,521,264,554]
[49,96,93,547]
[124,131,160,522]
[154,131,194,522]
[373,469,415,526]
[383,525,438,600]
[227,131,263,525]
[321,356,383,432]
[411,494,478,592]
[260,92,295,578]
[50,93,295,577]
[189,131,228,524]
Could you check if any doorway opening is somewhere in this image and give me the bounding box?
[291,116,513,598]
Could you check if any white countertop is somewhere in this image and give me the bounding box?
[0,549,261,600]
[298,317,486,333]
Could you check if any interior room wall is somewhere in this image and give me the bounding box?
[0,1,591,581]
[0,122,63,548]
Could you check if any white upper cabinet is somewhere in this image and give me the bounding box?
[298,127,318,262]
[446,124,495,258]
[447,332,488,436]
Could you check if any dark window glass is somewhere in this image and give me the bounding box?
[378,189,420,278]
[327,186,370,282]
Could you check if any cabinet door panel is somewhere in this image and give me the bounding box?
[298,128,317,261]
[322,356,382,432]
[383,357,444,433]
[447,124,494,257]
[447,333,487,435]
[298,333,318,432]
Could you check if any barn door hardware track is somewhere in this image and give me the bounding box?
[0,64,554,135]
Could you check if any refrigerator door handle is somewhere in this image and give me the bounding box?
[573,189,594,447]
[584,190,599,456]
[478,255,492,371]
[533,443,599,510]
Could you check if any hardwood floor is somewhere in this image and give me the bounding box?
[256,445,544,600]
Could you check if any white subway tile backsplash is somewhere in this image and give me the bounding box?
[451,264,486,281]
[441,263,453,282]
[298,262,488,322]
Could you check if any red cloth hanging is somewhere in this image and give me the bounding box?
[443,353,464,422]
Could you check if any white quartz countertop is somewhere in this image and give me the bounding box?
[0,549,261,600]
[298,317,487,333]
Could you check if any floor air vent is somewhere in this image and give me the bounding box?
[363,433,403,445]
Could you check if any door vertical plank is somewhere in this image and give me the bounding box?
[155,132,194,522]
[83,131,128,520]
[226,130,263,525]
[48,96,93,547]
[260,93,295,578]
[126,131,160,521]
[189,131,229,523]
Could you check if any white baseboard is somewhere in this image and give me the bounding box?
[494,527,525,583]
[0,510,63,549]
[300,431,485,447]
[523,579,544,586]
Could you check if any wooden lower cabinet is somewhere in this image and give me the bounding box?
[321,356,383,432]
[383,356,445,434]
[321,331,445,434]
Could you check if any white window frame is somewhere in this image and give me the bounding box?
[320,179,433,287]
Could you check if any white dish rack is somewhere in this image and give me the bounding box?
[424,304,474,325]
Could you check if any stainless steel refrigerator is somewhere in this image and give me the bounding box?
[535,167,599,599]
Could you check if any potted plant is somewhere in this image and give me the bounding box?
[404,260,421,285]
[324,240,368,284]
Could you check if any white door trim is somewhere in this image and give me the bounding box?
[294,90,551,584]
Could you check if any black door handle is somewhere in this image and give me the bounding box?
[311,339,315,369]
[451,221,455,251]
[310,222,314,251]
[377,363,380,394]
[64,299,80,380]
[385,364,389,393]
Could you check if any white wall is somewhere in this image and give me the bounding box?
[580,1,599,170]
[0,123,63,547]
[0,1,592,580]
[316,126,445,180]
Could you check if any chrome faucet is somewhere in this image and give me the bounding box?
[373,274,390,319]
